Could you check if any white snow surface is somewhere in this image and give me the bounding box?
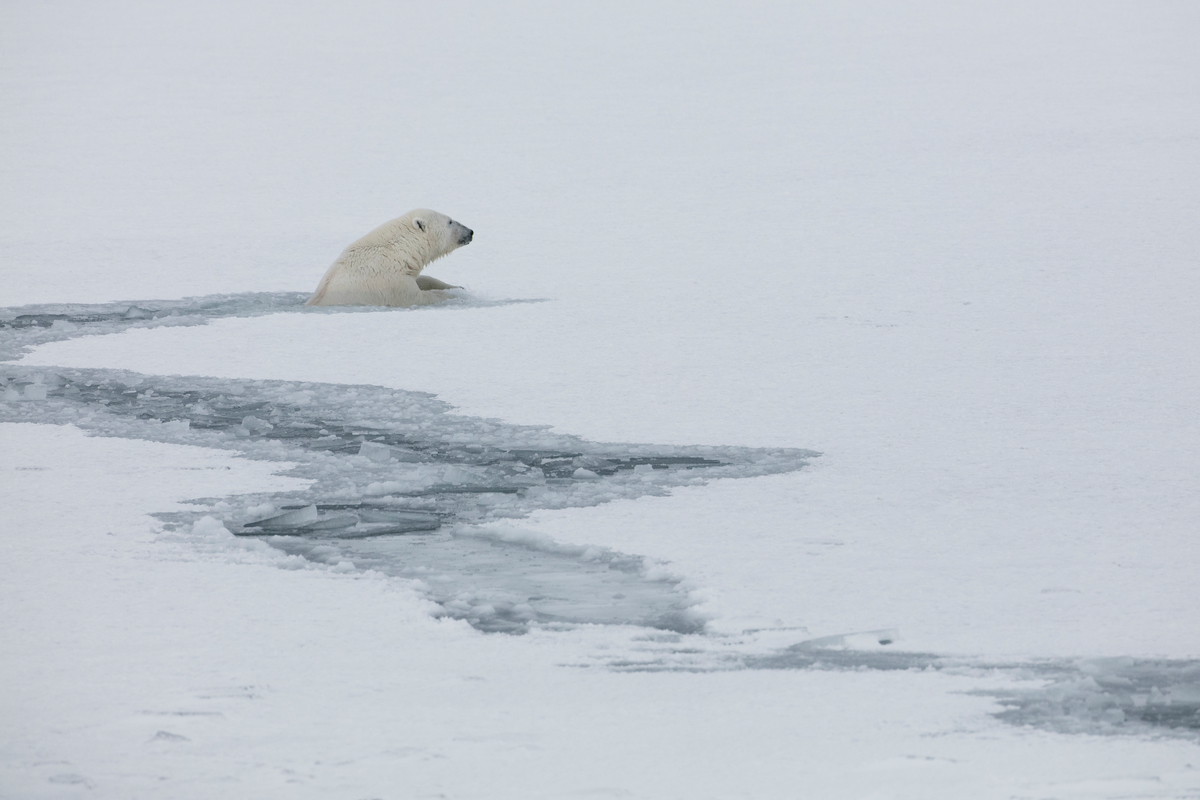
[4,1,1200,797]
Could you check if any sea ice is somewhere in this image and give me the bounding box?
[0,297,816,634]
[992,657,1200,734]
[246,505,319,529]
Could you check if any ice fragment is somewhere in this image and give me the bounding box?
[247,505,319,529]
[358,441,394,462]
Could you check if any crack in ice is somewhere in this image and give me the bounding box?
[9,294,1191,740]
[1,293,816,634]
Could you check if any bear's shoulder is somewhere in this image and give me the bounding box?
[345,216,412,250]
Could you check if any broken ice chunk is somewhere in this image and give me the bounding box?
[357,509,440,525]
[572,467,600,479]
[123,306,154,319]
[245,502,277,518]
[298,514,360,531]
[246,505,319,529]
[332,512,442,537]
[390,447,423,462]
[791,629,900,650]
[358,441,394,462]
[239,415,274,434]
[440,466,487,485]
[281,390,313,406]
[23,382,47,401]
[364,480,406,496]
[512,475,545,487]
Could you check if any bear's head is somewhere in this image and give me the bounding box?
[410,209,473,257]
[357,208,473,276]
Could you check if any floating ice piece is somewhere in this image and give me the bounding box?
[356,441,423,463]
[573,467,600,479]
[328,517,441,537]
[246,505,319,529]
[358,441,394,462]
[298,514,360,531]
[506,471,545,486]
[363,480,519,497]
[245,502,277,518]
[240,506,440,538]
[358,509,436,524]
[421,484,520,495]
[281,390,313,406]
[240,415,274,434]
[23,382,47,400]
[123,306,155,319]
[390,447,423,462]
[440,465,487,485]
[364,481,406,496]
[794,628,900,650]
[342,510,441,535]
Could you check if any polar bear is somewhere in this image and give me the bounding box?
[306,209,473,307]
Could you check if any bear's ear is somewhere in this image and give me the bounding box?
[413,218,426,232]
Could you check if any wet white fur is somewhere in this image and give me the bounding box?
[307,209,470,307]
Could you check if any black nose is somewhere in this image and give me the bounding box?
[458,229,473,245]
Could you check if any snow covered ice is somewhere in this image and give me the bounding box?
[4,295,1198,741]
[0,299,814,632]
[4,1,1200,797]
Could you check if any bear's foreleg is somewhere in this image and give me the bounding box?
[415,275,461,291]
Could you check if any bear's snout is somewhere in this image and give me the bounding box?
[457,228,473,246]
